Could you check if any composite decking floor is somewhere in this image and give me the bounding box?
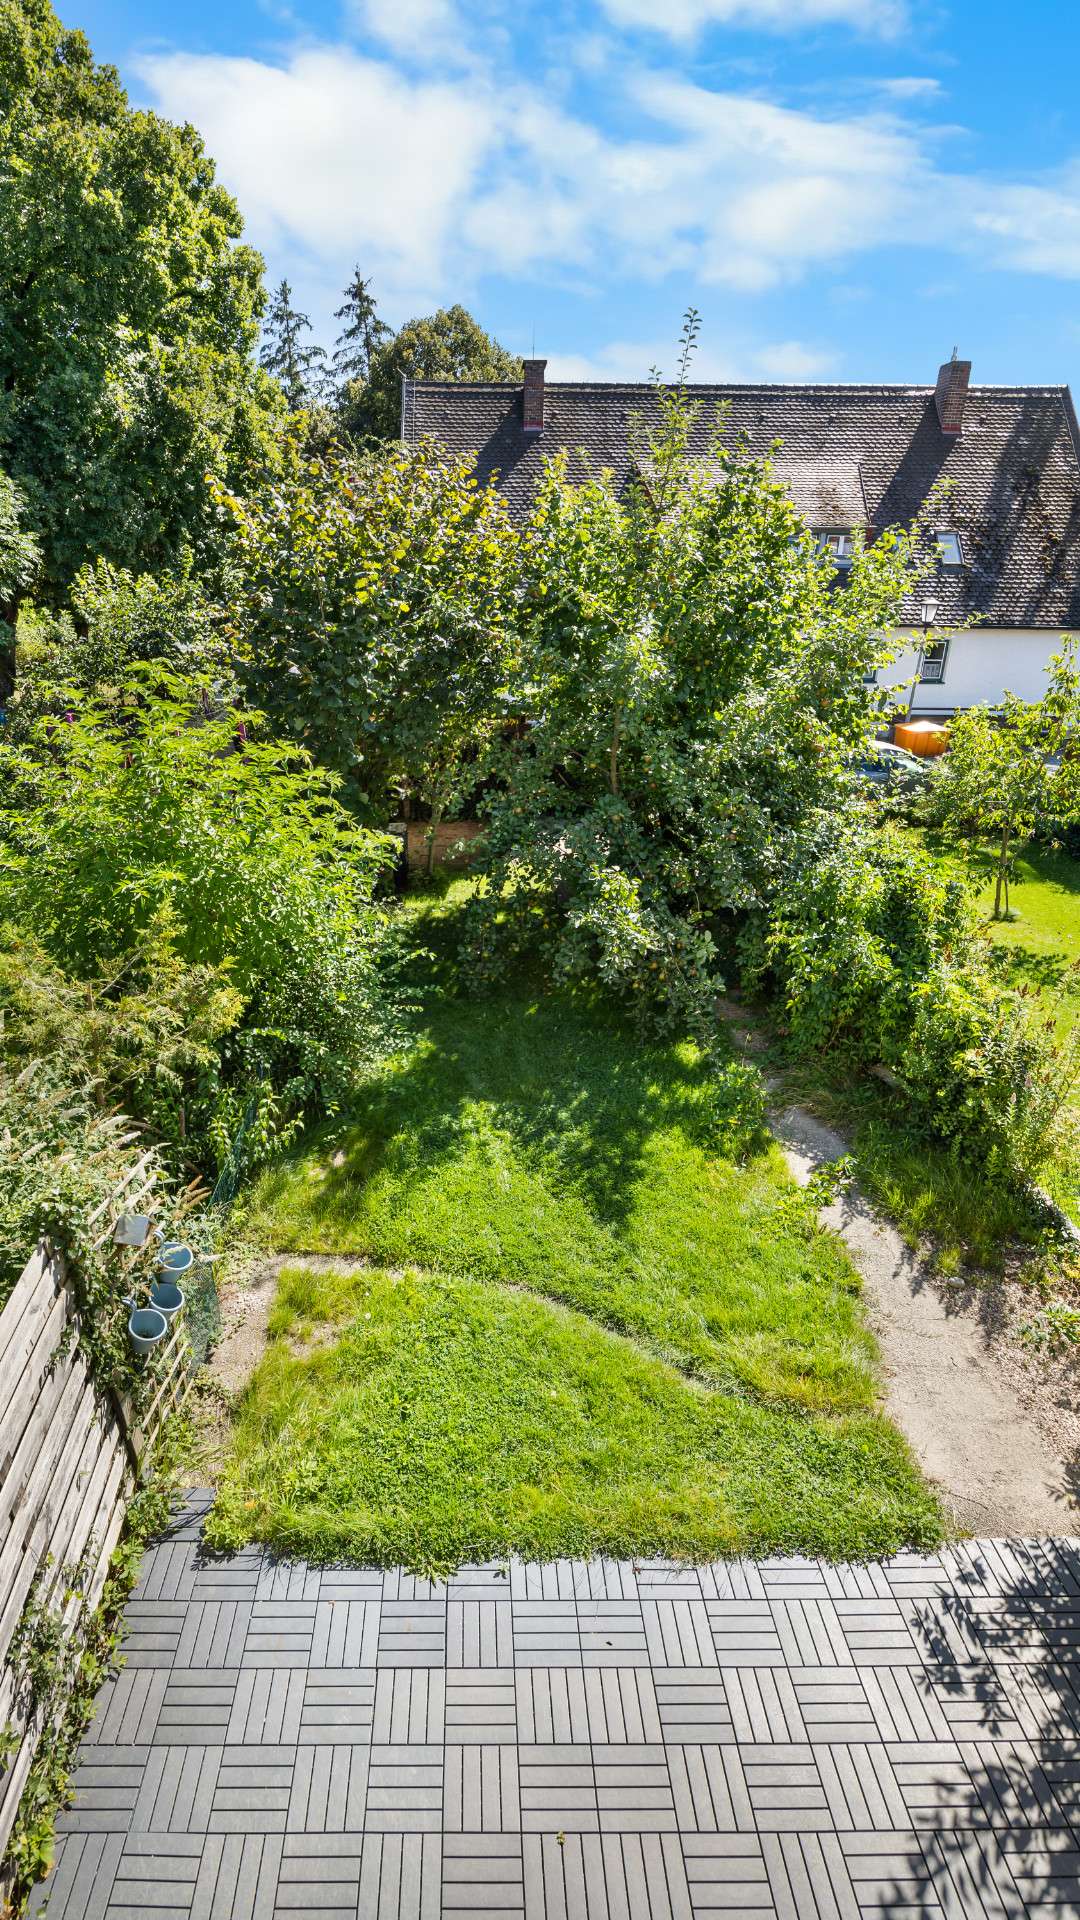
[27,1493,1080,1918]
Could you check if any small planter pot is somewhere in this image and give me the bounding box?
[128,1306,168,1355]
[149,1280,185,1324]
[157,1242,194,1281]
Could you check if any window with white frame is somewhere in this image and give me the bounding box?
[815,530,855,566]
[919,637,949,683]
[936,529,964,566]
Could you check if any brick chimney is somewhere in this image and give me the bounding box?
[522,358,546,434]
[934,353,971,435]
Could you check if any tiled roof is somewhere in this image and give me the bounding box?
[403,379,1080,630]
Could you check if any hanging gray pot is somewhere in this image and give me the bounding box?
[150,1280,185,1323]
[156,1241,194,1281]
[128,1306,168,1355]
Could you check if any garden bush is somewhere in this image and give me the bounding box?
[8,559,238,735]
[755,815,1078,1183]
[0,677,395,1176]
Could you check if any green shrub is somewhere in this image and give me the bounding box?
[0,678,394,1174]
[9,559,237,735]
[756,815,1078,1184]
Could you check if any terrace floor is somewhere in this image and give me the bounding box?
[29,1494,1080,1919]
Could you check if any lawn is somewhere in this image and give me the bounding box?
[791,833,1080,1269]
[965,839,1080,1039]
[211,885,940,1569]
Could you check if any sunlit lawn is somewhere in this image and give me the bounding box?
[212,886,940,1569]
[798,834,1080,1267]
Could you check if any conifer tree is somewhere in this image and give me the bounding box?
[260,280,326,411]
[332,270,392,388]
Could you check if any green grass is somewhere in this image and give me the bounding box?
[787,834,1080,1269]
[961,838,1080,1041]
[215,884,941,1568]
[209,1261,940,1569]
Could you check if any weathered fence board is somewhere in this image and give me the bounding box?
[0,1220,193,1861]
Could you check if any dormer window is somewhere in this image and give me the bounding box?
[815,530,855,567]
[936,530,964,567]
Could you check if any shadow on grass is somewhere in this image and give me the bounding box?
[282,887,769,1238]
[990,943,1075,993]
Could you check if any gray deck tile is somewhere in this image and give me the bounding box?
[448,1599,513,1669]
[28,1524,1080,1918]
[445,1744,521,1833]
[309,1597,380,1667]
[578,1601,650,1668]
[175,1601,252,1670]
[442,1833,524,1916]
[372,1667,445,1744]
[513,1602,582,1668]
[446,1668,518,1744]
[681,1832,774,1912]
[761,1831,861,1919]
[356,1832,441,1919]
[666,1743,753,1833]
[286,1742,367,1833]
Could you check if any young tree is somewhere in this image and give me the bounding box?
[0,675,393,1172]
[360,305,522,439]
[0,0,280,596]
[332,270,392,390]
[260,280,327,412]
[925,653,1080,917]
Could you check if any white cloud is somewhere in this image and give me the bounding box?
[877,75,944,100]
[346,0,461,59]
[134,37,1080,333]
[136,46,495,301]
[598,0,905,41]
[967,169,1080,279]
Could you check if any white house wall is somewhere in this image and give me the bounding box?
[879,628,1079,714]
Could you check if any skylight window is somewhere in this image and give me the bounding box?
[936,530,964,567]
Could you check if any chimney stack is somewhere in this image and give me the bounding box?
[522,358,546,434]
[934,352,971,435]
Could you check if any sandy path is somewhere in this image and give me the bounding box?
[772,1100,1080,1536]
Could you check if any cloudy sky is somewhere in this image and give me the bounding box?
[67,0,1080,385]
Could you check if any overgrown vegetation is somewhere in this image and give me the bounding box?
[0,680,394,1178]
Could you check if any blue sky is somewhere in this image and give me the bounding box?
[65,0,1080,387]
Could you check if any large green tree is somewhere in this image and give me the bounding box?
[224,432,517,824]
[332,269,391,391]
[0,0,281,597]
[357,304,522,440]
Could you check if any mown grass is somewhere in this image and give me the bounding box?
[787,834,1080,1270]
[209,1261,940,1569]
[216,883,941,1568]
[961,838,1080,1042]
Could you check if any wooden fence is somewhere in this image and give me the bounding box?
[0,1154,192,1860]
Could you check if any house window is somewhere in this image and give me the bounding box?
[816,530,855,566]
[919,638,949,684]
[936,530,964,566]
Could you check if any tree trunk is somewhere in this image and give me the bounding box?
[610,705,623,797]
[425,797,445,876]
[994,823,1011,919]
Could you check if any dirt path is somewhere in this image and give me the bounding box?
[772,1100,1080,1536]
